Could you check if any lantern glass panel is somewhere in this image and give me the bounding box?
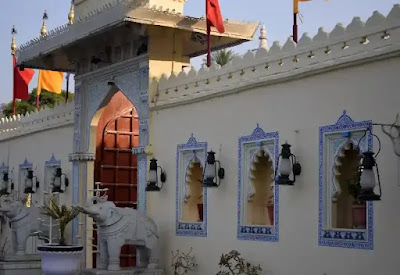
[148,170,157,184]
[279,158,291,176]
[204,163,216,179]
[25,178,33,188]
[360,169,376,190]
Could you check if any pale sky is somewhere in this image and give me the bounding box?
[0,0,397,103]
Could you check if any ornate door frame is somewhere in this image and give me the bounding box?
[68,55,150,268]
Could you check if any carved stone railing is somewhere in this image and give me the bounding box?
[0,101,74,141]
[152,5,400,109]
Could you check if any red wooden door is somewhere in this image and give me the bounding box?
[94,105,139,268]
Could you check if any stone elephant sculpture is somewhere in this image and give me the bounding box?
[78,196,160,271]
[0,197,47,255]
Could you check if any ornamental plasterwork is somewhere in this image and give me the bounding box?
[73,85,82,152]
[237,125,279,242]
[319,110,373,250]
[68,153,96,162]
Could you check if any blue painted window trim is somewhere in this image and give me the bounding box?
[18,158,33,196]
[319,111,374,250]
[176,134,208,237]
[237,125,279,242]
[45,154,62,168]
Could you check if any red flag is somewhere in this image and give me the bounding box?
[206,0,225,67]
[13,56,34,100]
[207,0,225,33]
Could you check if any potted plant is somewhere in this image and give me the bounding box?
[37,196,82,275]
[216,250,262,275]
[171,247,198,275]
[347,177,366,229]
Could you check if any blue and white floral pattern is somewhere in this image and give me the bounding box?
[238,124,279,242]
[176,134,208,237]
[319,110,373,250]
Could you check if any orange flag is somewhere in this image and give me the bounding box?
[294,0,311,14]
[37,70,63,95]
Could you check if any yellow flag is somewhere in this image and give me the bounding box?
[37,70,63,95]
[294,0,311,14]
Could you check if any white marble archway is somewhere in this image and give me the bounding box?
[68,55,150,268]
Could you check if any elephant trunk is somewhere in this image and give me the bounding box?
[77,206,98,216]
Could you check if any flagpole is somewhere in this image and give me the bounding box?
[11,26,17,116]
[12,58,16,116]
[65,73,70,103]
[36,70,40,109]
[293,12,298,43]
[36,92,40,109]
[206,0,211,67]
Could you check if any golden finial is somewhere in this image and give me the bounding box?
[68,1,75,25]
[41,10,48,37]
[11,26,17,56]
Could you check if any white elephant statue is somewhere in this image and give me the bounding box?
[78,196,160,271]
[0,197,47,256]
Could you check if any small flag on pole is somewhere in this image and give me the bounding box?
[293,0,311,43]
[36,70,63,108]
[13,56,34,101]
[294,0,311,14]
[11,26,35,115]
[206,0,225,67]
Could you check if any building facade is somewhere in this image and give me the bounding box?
[1,1,400,274]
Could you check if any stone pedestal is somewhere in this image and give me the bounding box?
[83,268,164,275]
[0,255,41,275]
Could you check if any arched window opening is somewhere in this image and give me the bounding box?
[332,143,366,229]
[182,161,204,223]
[247,150,274,226]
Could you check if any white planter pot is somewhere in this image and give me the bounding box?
[38,245,83,275]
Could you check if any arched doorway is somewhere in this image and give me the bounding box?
[93,91,139,268]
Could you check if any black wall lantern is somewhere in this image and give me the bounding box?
[202,150,225,188]
[357,128,382,201]
[24,170,39,194]
[146,158,166,192]
[51,167,69,193]
[276,143,302,186]
[0,172,13,195]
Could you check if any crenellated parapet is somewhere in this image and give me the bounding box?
[0,101,74,141]
[152,5,400,109]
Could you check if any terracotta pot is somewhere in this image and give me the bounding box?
[352,203,366,229]
[197,204,204,222]
[267,203,274,225]
[38,245,83,275]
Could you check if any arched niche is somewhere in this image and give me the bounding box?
[318,110,373,250]
[182,158,204,222]
[176,134,208,237]
[331,142,366,229]
[247,149,274,226]
[237,125,279,242]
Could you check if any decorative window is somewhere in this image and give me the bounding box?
[44,154,62,194]
[19,158,33,207]
[176,134,207,237]
[0,162,10,195]
[319,111,373,250]
[238,125,279,242]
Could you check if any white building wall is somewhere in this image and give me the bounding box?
[148,56,400,275]
[0,103,74,248]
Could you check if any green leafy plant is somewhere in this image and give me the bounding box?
[171,247,198,275]
[43,196,80,246]
[2,88,74,117]
[203,49,237,67]
[216,250,262,275]
[347,175,361,204]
